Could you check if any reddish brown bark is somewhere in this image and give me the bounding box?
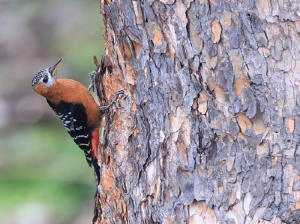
[93,0,300,223]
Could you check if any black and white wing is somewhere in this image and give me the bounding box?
[47,99,93,167]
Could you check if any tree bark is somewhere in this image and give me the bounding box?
[93,0,300,223]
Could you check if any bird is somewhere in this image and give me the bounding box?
[31,58,123,185]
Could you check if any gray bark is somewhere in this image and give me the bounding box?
[93,0,300,223]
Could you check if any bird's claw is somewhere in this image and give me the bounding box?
[114,90,124,100]
[111,90,124,109]
[114,102,122,109]
[100,90,124,113]
[88,71,96,92]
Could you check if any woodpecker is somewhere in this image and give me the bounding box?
[32,58,123,184]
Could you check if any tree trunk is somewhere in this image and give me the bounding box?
[93,0,300,223]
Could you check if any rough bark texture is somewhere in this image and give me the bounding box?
[93,0,300,223]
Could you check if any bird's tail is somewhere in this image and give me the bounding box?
[91,128,100,185]
[92,157,101,185]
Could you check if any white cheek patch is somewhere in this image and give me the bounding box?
[42,74,56,88]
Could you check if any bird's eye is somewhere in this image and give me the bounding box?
[43,76,48,83]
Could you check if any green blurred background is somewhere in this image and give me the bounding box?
[0,0,105,223]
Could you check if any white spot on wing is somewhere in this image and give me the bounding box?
[72,134,89,140]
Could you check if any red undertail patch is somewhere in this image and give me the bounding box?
[91,128,99,159]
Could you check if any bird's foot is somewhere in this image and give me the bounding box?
[88,71,96,92]
[112,90,124,108]
[100,90,124,113]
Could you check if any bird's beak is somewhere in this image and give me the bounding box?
[49,58,63,77]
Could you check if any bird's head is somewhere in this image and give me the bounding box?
[32,58,63,92]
